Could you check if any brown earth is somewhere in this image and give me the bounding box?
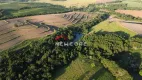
[120,21,142,35]
[0,12,92,50]
[116,10,142,18]
[108,16,142,35]
[96,0,116,3]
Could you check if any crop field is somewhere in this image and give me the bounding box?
[116,10,142,18]
[36,0,116,7]
[0,19,51,50]
[0,12,93,50]
[28,12,94,27]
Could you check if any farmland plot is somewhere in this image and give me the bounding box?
[120,21,142,35]
[95,0,117,3]
[116,10,142,18]
[104,16,142,36]
[0,12,94,50]
[108,16,142,35]
[62,12,94,24]
[0,18,51,50]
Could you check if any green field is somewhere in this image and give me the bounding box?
[0,3,57,10]
[90,68,115,80]
[0,3,28,9]
[122,0,142,8]
[91,20,136,37]
[54,55,115,80]
[0,3,69,19]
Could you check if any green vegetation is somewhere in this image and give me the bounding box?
[0,13,109,80]
[91,21,136,36]
[54,55,102,80]
[122,0,142,9]
[0,1,142,79]
[90,68,115,80]
[0,3,69,20]
[0,0,36,2]
[0,10,142,79]
[79,2,142,21]
[101,58,132,80]
[54,55,115,80]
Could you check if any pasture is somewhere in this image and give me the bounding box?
[122,0,142,8]
[54,56,115,80]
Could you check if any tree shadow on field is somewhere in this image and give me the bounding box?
[133,34,142,38]
[52,65,68,80]
[52,59,76,80]
[121,21,142,25]
[78,71,90,80]
[89,67,105,80]
[111,51,142,80]
[46,24,58,31]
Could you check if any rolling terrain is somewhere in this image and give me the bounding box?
[0,12,94,50]
[91,16,142,36]
[36,0,116,7]
[0,0,142,80]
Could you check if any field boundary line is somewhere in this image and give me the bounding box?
[116,21,137,35]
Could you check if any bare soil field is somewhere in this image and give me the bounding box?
[0,21,51,50]
[108,16,142,35]
[116,10,142,18]
[27,12,93,27]
[0,12,93,50]
[96,0,116,3]
[120,21,142,35]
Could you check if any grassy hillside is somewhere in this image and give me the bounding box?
[122,0,142,8]
[54,55,115,80]
[0,3,69,20]
[91,20,136,37]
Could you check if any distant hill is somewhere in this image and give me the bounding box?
[36,0,117,7]
[0,0,36,2]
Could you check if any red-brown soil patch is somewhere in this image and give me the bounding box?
[116,10,142,18]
